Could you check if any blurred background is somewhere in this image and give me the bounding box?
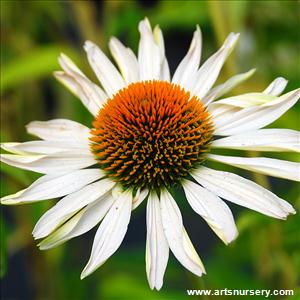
[1,1,299,299]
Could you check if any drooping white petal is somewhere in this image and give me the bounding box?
[84,41,125,97]
[192,33,240,99]
[192,167,296,219]
[263,77,288,96]
[202,69,256,105]
[55,54,108,115]
[138,18,161,80]
[160,189,205,276]
[183,179,238,244]
[146,192,169,290]
[109,37,139,84]
[1,169,105,204]
[26,119,90,144]
[38,193,115,250]
[132,188,149,210]
[32,178,115,239]
[212,129,300,152]
[153,25,170,81]
[172,26,202,89]
[212,89,300,136]
[1,141,88,155]
[208,154,300,182]
[0,151,96,175]
[81,189,133,279]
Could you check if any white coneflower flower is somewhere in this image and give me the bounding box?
[1,18,299,290]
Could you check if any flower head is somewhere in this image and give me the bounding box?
[1,18,299,290]
[90,80,214,190]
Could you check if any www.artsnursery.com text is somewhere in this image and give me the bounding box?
[186,288,294,297]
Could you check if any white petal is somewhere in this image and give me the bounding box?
[213,89,300,136]
[208,93,271,134]
[153,25,170,81]
[212,129,300,152]
[207,79,291,128]
[111,184,123,200]
[132,188,149,210]
[208,154,300,182]
[0,189,26,204]
[210,78,288,113]
[54,72,105,116]
[182,228,206,274]
[38,193,115,250]
[55,53,108,115]
[146,192,169,290]
[81,189,132,278]
[183,179,238,244]
[26,119,90,143]
[38,209,86,250]
[84,41,125,97]
[1,169,104,204]
[192,33,240,99]
[1,141,88,155]
[160,59,170,82]
[58,53,84,75]
[138,18,161,80]
[263,77,288,96]
[160,189,205,276]
[108,37,139,84]
[172,26,202,88]
[32,178,115,239]
[202,69,256,105]
[192,166,296,219]
[209,93,276,112]
[0,151,96,175]
[208,105,240,125]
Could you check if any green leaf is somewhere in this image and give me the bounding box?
[1,45,77,94]
[0,163,33,186]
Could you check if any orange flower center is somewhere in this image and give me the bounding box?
[90,80,214,190]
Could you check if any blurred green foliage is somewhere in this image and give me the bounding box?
[1,1,299,299]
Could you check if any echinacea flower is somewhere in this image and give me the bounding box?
[1,18,299,290]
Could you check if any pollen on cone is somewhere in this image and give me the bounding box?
[90,80,214,189]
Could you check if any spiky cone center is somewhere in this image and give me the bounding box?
[90,80,214,190]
